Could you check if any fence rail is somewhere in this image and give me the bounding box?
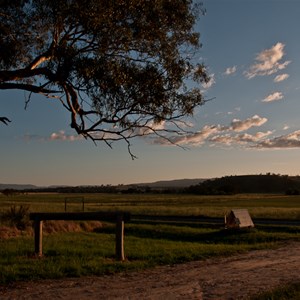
[29,211,130,261]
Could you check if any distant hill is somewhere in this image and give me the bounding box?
[186,174,300,195]
[133,178,207,188]
[4,175,299,194]
[0,179,206,193]
[0,183,38,190]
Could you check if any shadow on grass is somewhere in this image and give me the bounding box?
[97,222,294,245]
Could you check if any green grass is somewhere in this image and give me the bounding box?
[1,221,300,284]
[1,192,300,284]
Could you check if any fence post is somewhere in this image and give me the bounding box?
[34,219,43,256]
[116,214,125,261]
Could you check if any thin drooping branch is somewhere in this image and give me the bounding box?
[0,117,11,125]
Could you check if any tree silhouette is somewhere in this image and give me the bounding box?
[0,1,209,155]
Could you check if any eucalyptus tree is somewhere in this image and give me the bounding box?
[0,0,208,155]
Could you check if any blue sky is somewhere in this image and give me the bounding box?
[1,0,300,186]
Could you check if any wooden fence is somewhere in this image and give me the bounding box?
[29,211,130,261]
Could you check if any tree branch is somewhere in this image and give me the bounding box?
[0,117,11,125]
[0,82,60,94]
[0,67,55,82]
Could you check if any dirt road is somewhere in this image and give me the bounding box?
[1,242,300,299]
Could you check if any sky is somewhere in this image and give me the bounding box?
[1,0,300,186]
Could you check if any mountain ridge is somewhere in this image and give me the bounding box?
[132,178,206,188]
[0,178,207,190]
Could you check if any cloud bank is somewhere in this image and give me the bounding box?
[152,114,300,151]
[154,115,269,147]
[254,130,300,149]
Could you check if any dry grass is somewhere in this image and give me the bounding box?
[0,226,23,239]
[43,220,103,234]
[0,221,103,239]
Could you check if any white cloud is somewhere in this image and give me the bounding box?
[210,134,234,145]
[283,125,289,130]
[23,131,83,142]
[215,107,241,116]
[262,92,283,103]
[228,108,241,115]
[237,131,273,143]
[224,66,237,75]
[254,131,274,139]
[245,43,291,79]
[170,125,222,146]
[274,73,289,82]
[49,131,83,141]
[230,115,267,132]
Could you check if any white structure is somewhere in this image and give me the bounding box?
[225,209,254,229]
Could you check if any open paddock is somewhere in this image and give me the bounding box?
[2,193,300,219]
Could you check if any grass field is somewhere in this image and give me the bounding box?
[1,193,300,284]
[2,192,300,218]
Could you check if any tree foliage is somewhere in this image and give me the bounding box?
[0,0,208,154]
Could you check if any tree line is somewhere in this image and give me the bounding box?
[184,174,300,195]
[2,174,300,195]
